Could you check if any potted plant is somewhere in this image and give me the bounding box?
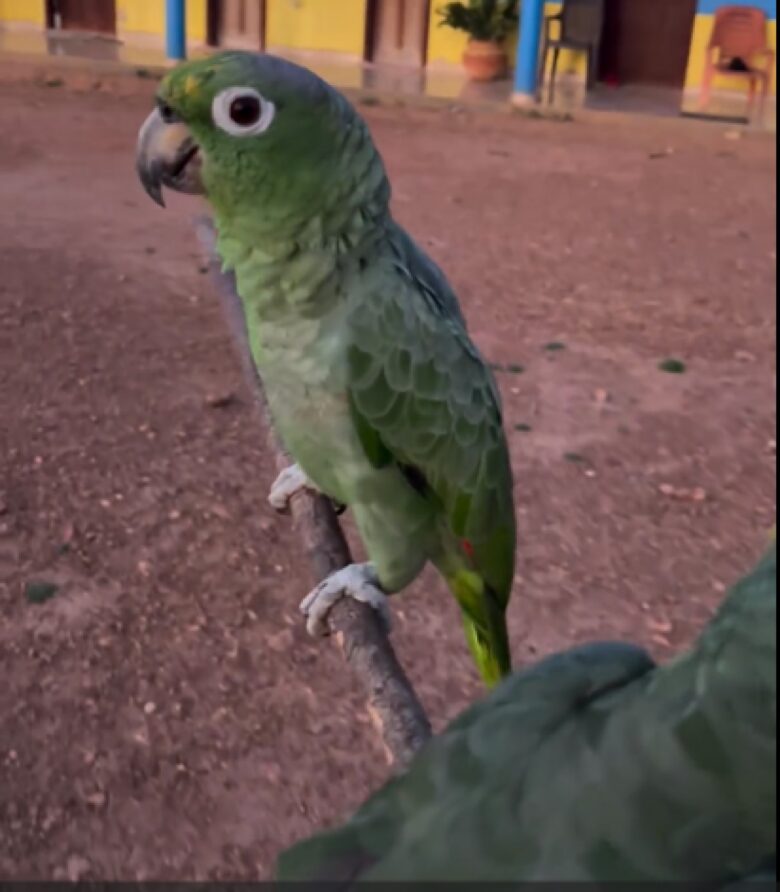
[437,0,519,82]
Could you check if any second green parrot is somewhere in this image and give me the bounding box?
[277,544,777,883]
[136,51,516,686]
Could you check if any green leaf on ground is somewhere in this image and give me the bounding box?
[25,580,59,604]
[658,358,687,374]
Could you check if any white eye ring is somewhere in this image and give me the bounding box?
[211,86,276,137]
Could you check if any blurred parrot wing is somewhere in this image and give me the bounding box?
[277,545,775,884]
[275,641,656,883]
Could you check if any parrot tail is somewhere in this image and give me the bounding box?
[443,567,512,688]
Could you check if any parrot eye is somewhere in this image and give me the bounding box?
[158,101,178,124]
[211,87,275,137]
[230,95,260,125]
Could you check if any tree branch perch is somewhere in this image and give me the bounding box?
[194,216,432,769]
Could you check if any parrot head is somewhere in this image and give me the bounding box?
[136,51,385,222]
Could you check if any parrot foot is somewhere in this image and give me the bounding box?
[268,463,317,512]
[300,563,391,637]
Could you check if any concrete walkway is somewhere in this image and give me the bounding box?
[0,25,774,130]
[0,27,511,104]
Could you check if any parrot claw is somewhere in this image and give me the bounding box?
[300,563,391,637]
[268,463,317,512]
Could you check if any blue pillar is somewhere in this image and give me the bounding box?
[165,0,187,61]
[513,0,545,102]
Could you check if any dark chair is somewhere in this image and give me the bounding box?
[537,0,605,105]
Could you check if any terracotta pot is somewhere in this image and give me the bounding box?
[462,39,507,82]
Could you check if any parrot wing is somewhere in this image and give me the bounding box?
[346,224,515,600]
[277,544,776,884]
[387,223,467,327]
[275,641,657,883]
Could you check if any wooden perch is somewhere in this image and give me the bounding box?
[193,216,432,769]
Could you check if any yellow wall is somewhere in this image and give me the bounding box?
[684,13,776,95]
[0,0,579,78]
[0,0,207,42]
[266,0,366,58]
[116,0,207,43]
[426,1,468,65]
[427,1,518,66]
[0,0,45,26]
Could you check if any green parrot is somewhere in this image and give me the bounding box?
[276,544,777,883]
[135,51,516,686]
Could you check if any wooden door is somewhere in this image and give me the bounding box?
[599,0,697,87]
[50,0,116,34]
[208,0,265,50]
[367,0,429,67]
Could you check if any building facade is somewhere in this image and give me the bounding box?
[0,1,775,105]
[0,1,440,62]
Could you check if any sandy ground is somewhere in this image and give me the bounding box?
[0,72,775,880]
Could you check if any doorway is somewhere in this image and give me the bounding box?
[47,0,116,35]
[207,0,265,51]
[599,0,697,88]
[366,0,430,68]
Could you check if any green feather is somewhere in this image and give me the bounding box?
[347,390,392,469]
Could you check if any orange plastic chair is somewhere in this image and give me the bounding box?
[699,5,775,121]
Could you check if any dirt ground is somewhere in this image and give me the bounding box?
[0,69,775,880]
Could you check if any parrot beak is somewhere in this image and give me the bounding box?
[136,106,203,208]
